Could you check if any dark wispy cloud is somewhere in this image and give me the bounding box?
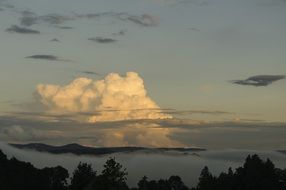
[81,71,101,76]
[0,0,14,10]
[112,29,126,36]
[18,10,158,29]
[20,11,38,26]
[20,11,74,27]
[76,12,159,27]
[152,0,208,7]
[40,14,74,25]
[126,14,159,27]
[231,75,285,87]
[188,27,200,32]
[50,38,60,42]
[26,55,65,61]
[55,26,74,29]
[75,12,112,19]
[88,37,117,43]
[5,25,40,34]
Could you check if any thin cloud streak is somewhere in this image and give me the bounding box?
[54,26,74,30]
[88,37,117,43]
[81,71,102,76]
[26,55,69,62]
[20,11,74,27]
[162,110,233,116]
[50,38,60,42]
[5,25,40,34]
[18,10,159,28]
[76,12,159,27]
[112,30,127,36]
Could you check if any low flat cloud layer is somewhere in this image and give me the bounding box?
[0,112,286,148]
[6,25,40,34]
[1,125,61,141]
[231,75,285,86]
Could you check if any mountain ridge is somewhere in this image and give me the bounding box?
[9,143,206,156]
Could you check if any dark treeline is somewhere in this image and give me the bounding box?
[0,149,285,190]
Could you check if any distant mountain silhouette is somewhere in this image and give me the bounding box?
[10,143,206,156]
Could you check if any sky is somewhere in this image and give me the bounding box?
[0,0,285,149]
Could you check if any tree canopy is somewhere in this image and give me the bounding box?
[0,149,285,190]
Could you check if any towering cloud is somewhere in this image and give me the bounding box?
[36,72,172,122]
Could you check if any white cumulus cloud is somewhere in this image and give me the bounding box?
[36,72,172,123]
